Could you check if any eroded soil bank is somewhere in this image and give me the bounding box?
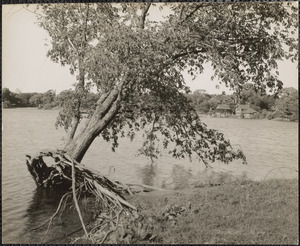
[72,178,298,244]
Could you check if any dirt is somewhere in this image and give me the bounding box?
[72,178,298,244]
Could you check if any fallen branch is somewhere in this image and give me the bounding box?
[127,183,165,191]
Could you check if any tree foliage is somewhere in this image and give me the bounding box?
[2,88,57,109]
[274,88,298,121]
[33,2,298,163]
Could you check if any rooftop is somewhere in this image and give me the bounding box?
[243,108,258,114]
[216,104,231,110]
[237,104,250,109]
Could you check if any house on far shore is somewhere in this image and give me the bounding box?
[243,108,258,119]
[236,104,258,119]
[215,104,231,117]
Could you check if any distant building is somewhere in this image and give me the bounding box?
[236,104,258,118]
[216,104,231,117]
[243,108,258,119]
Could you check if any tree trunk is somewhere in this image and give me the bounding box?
[66,117,80,141]
[64,87,121,162]
[25,81,135,212]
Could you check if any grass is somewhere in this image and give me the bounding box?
[122,178,298,244]
[69,178,298,244]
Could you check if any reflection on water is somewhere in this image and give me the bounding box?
[137,164,193,189]
[138,164,157,186]
[26,188,65,215]
[171,165,192,189]
[23,188,91,244]
[23,188,65,243]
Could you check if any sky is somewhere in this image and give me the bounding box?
[2,3,298,95]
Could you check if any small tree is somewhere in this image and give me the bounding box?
[274,88,298,121]
[29,93,43,107]
[2,88,17,107]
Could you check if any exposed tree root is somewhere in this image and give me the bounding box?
[25,150,169,243]
[40,191,72,243]
[26,150,139,243]
[70,156,90,241]
[99,209,123,244]
[26,150,137,211]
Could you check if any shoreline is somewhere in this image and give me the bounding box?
[2,107,297,122]
[198,113,297,122]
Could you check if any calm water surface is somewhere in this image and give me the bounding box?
[2,108,298,243]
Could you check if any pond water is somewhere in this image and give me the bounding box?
[2,108,298,243]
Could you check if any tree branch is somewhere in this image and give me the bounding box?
[67,37,77,53]
[83,3,90,43]
[183,3,205,22]
[96,91,110,105]
[172,47,206,61]
[140,3,151,29]
[179,4,185,21]
[66,117,80,141]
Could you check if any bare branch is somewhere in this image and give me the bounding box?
[67,37,77,53]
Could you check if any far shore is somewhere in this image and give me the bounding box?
[198,113,297,122]
[2,107,297,122]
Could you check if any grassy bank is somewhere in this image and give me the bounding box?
[128,179,298,244]
[79,179,298,244]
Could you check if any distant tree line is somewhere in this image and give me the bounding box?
[2,85,298,121]
[2,87,99,111]
[186,85,298,121]
[2,88,57,109]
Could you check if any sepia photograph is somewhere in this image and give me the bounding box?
[2,1,298,244]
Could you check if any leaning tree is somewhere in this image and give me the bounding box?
[25,1,298,236]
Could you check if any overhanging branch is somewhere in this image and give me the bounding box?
[140,3,151,29]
